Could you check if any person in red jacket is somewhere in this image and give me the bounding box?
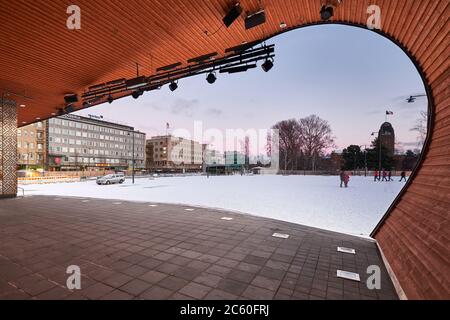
[382,170,388,181]
[344,172,350,188]
[374,170,378,182]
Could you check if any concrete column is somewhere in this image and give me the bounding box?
[0,97,17,198]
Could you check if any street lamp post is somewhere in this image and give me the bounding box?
[128,131,135,184]
[371,132,382,173]
[359,145,368,177]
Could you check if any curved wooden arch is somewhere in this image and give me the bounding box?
[0,0,448,299]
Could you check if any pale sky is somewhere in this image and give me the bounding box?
[76,24,428,154]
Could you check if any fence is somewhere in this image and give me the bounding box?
[276,170,413,176]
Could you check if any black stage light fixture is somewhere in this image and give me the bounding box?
[188,52,218,64]
[320,5,334,20]
[64,93,78,104]
[220,64,257,74]
[223,3,243,28]
[64,104,75,113]
[206,72,217,84]
[245,9,266,30]
[169,81,178,92]
[107,94,114,104]
[131,90,144,99]
[126,76,147,90]
[261,58,274,72]
[157,62,182,72]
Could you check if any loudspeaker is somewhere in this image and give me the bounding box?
[245,10,266,30]
[64,94,78,104]
[223,3,242,28]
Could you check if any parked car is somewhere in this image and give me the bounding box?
[96,174,125,185]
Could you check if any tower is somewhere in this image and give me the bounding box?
[378,122,395,156]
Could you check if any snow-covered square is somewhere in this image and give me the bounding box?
[21,175,406,236]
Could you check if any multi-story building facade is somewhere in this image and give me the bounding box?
[46,114,146,170]
[224,151,245,166]
[146,135,203,172]
[204,149,225,166]
[17,121,46,169]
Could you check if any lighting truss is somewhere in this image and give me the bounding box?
[81,44,275,105]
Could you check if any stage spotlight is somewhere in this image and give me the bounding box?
[223,3,243,28]
[107,94,114,104]
[64,93,78,104]
[169,81,178,92]
[206,72,217,84]
[261,58,274,72]
[131,90,144,99]
[320,5,334,20]
[64,104,75,113]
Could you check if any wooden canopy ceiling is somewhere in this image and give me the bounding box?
[1,0,449,299]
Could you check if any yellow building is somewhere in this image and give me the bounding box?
[17,122,46,169]
[146,135,203,172]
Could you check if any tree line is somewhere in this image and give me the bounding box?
[271,115,335,171]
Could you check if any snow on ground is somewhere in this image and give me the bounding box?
[20,175,406,236]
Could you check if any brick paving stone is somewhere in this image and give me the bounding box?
[158,276,189,291]
[242,285,275,300]
[225,270,256,284]
[179,282,212,299]
[82,283,115,299]
[101,290,134,300]
[119,278,152,296]
[204,289,239,300]
[251,275,281,291]
[216,278,248,296]
[140,285,173,299]
[102,273,133,288]
[193,273,223,288]
[138,270,168,284]
[0,196,398,300]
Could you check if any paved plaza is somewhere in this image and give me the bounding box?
[0,196,398,300]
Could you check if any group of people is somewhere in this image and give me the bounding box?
[374,170,408,182]
[340,169,408,188]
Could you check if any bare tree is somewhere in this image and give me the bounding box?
[272,119,302,170]
[298,115,335,171]
[411,110,428,146]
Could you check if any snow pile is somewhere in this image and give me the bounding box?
[21,175,405,236]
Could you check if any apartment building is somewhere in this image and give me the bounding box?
[146,135,204,172]
[17,121,46,168]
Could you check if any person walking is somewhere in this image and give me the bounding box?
[374,170,378,182]
[382,170,388,182]
[340,169,346,188]
[388,170,393,181]
[400,171,407,182]
[344,172,350,188]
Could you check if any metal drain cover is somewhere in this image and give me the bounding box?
[272,233,289,239]
[337,270,360,282]
[337,247,356,254]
